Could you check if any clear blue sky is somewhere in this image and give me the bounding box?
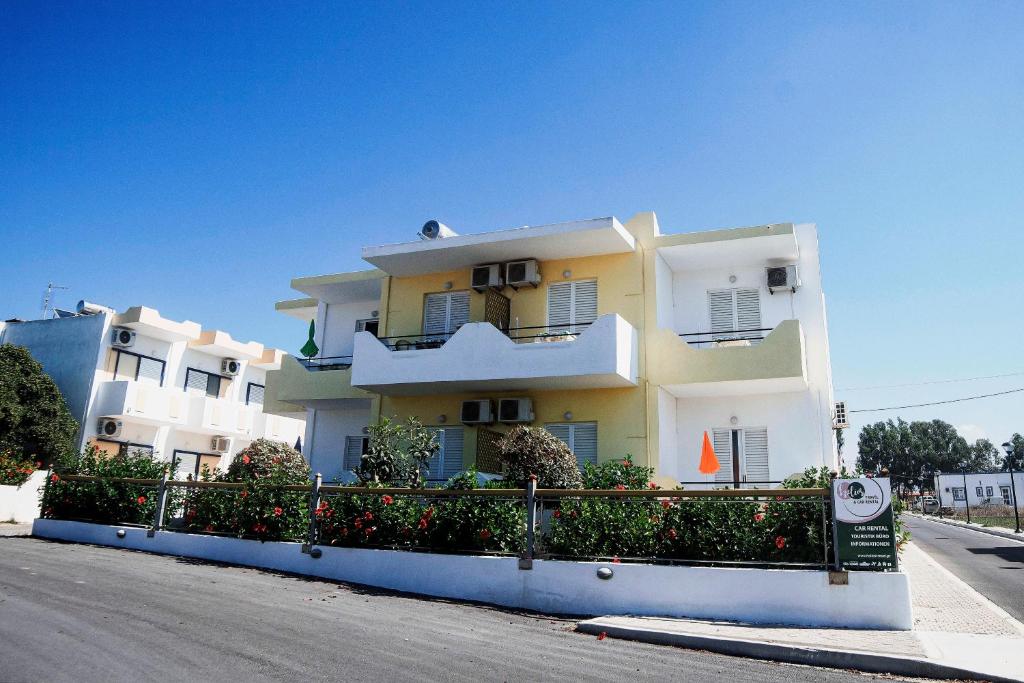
[2,2,1023,455]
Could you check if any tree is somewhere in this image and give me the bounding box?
[856,418,974,496]
[1002,434,1024,471]
[497,425,584,488]
[353,417,439,487]
[966,438,1001,471]
[0,344,78,466]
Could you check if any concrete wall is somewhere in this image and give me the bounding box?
[1,314,107,446]
[934,472,1024,508]
[306,406,373,482]
[318,300,378,359]
[0,470,47,523]
[32,519,914,630]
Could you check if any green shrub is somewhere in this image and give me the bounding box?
[498,426,583,488]
[42,445,168,525]
[1,449,37,487]
[354,417,439,487]
[183,439,310,542]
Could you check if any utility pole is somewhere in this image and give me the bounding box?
[40,282,69,319]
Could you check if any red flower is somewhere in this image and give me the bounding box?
[775,536,786,549]
[597,631,607,640]
[364,526,375,536]
[204,524,214,532]
[354,519,363,529]
[340,527,349,536]
[648,482,657,490]
[364,512,373,521]
[623,460,633,468]
[381,495,393,505]
[272,456,281,464]
[424,506,434,518]
[661,500,671,509]
[479,528,492,540]
[754,513,765,522]
[136,495,147,504]
[612,555,621,564]
[242,455,251,464]
[667,528,678,540]
[241,489,248,499]
[418,518,429,530]
[273,506,283,517]
[614,484,626,491]
[553,509,561,518]
[50,473,59,482]
[775,495,784,501]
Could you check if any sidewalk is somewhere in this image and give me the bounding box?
[578,543,1024,682]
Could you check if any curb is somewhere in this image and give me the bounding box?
[576,620,1022,682]
[907,513,1024,543]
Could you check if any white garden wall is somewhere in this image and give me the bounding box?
[32,519,913,630]
[1,470,46,523]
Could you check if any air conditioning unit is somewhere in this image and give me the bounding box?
[766,265,800,294]
[97,418,123,438]
[110,328,136,348]
[834,401,849,429]
[471,264,504,292]
[211,436,232,454]
[498,398,534,423]
[221,358,241,376]
[506,259,541,289]
[460,399,494,425]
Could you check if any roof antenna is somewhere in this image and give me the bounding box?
[41,282,69,319]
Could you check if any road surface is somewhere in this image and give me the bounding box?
[0,533,912,682]
[904,515,1024,622]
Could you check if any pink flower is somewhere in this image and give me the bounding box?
[648,482,657,490]
[611,555,621,564]
[753,513,765,522]
[364,511,373,521]
[242,455,251,464]
[136,495,147,504]
[273,506,283,517]
[775,536,786,549]
[381,495,393,505]
[614,484,626,491]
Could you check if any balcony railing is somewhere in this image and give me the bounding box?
[375,322,596,351]
[297,355,353,371]
[679,327,773,348]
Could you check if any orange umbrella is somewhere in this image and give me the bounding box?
[698,431,720,475]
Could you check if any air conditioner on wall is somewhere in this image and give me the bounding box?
[471,264,504,292]
[221,358,241,376]
[766,265,800,294]
[98,418,123,438]
[506,259,541,289]
[833,401,849,429]
[498,398,534,423]
[111,328,136,348]
[460,399,494,425]
[211,436,232,454]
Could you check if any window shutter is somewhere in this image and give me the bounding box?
[735,289,761,333]
[713,429,734,483]
[547,282,572,332]
[185,369,208,393]
[708,291,735,336]
[571,422,598,467]
[137,357,163,385]
[742,427,769,483]
[344,436,365,472]
[425,428,445,480]
[448,292,470,332]
[573,280,598,328]
[545,424,571,445]
[423,293,449,336]
[247,383,265,406]
[441,427,464,478]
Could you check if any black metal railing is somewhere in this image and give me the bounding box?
[374,321,595,351]
[679,327,773,348]
[298,355,353,371]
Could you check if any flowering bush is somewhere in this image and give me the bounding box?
[183,439,310,542]
[41,445,169,525]
[1,449,38,487]
[498,426,583,488]
[354,417,439,486]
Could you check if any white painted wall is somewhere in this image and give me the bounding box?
[307,406,373,482]
[669,391,828,485]
[0,471,47,523]
[934,472,1024,509]
[318,300,378,359]
[33,519,914,630]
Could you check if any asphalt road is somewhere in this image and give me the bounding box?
[904,515,1024,622]
[0,535,914,683]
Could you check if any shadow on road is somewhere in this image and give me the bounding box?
[966,546,1024,565]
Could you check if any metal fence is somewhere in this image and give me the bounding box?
[47,474,835,569]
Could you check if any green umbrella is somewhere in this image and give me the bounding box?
[300,319,319,358]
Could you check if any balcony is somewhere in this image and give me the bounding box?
[263,354,374,411]
[183,394,256,436]
[350,313,638,396]
[94,381,189,426]
[649,320,807,398]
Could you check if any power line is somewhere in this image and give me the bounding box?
[849,386,1024,414]
[838,371,1024,392]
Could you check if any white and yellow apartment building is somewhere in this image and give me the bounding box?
[0,303,305,477]
[264,212,839,487]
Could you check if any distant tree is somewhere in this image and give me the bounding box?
[966,438,1001,471]
[857,418,974,496]
[1002,434,1024,471]
[0,345,78,466]
[835,428,845,458]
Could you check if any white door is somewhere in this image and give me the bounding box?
[708,288,761,340]
[423,292,470,339]
[547,280,598,333]
[546,422,598,468]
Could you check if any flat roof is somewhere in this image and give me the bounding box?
[290,269,385,304]
[656,223,801,270]
[361,217,636,276]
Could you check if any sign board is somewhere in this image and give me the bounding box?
[831,477,898,571]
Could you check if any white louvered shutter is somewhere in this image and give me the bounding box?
[708,291,735,338]
[545,424,571,445]
[573,280,598,329]
[423,293,450,336]
[247,383,265,406]
[743,428,769,483]
[547,282,572,332]
[571,422,598,467]
[713,429,734,484]
[344,436,365,472]
[441,427,464,478]
[137,357,164,385]
[185,369,208,393]
[448,292,470,332]
[735,288,761,334]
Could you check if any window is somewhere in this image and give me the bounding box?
[356,319,379,337]
[708,288,761,340]
[344,436,369,473]
[1002,486,1012,505]
[547,280,598,333]
[975,486,984,498]
[423,292,470,339]
[712,427,770,487]
[246,383,265,407]
[546,422,598,468]
[952,487,966,501]
[426,427,464,481]
[985,486,994,498]
[184,368,225,398]
[172,450,221,479]
[112,349,165,386]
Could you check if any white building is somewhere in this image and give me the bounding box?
[0,302,305,478]
[933,471,1023,509]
